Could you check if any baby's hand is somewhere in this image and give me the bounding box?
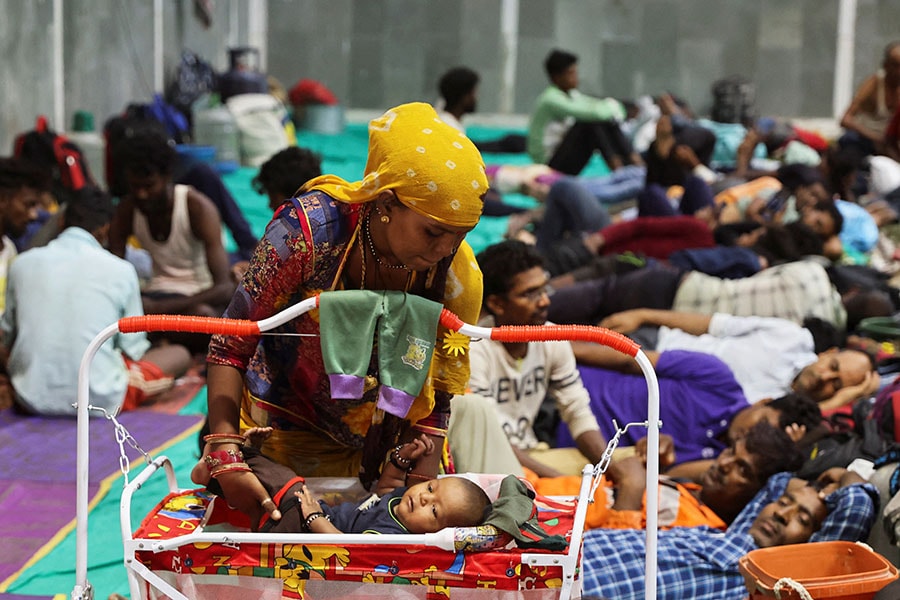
[295,484,322,518]
[403,434,435,461]
[243,426,273,448]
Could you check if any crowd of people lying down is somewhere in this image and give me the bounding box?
[4,42,900,600]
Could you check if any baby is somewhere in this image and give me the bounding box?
[193,428,490,534]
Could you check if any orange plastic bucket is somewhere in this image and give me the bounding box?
[738,541,898,599]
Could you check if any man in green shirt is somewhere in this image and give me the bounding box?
[526,48,641,174]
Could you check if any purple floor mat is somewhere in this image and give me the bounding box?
[0,408,202,583]
[0,408,201,483]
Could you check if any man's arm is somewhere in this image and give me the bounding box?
[664,459,714,482]
[605,456,647,511]
[574,429,608,467]
[840,75,885,143]
[571,341,658,373]
[107,198,134,259]
[548,341,608,464]
[599,308,713,336]
[545,88,626,123]
[0,264,17,374]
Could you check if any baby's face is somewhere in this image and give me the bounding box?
[395,477,475,534]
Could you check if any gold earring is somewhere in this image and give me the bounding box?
[380,214,390,224]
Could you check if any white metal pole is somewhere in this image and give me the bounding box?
[73,324,119,600]
[833,0,858,119]
[499,0,519,114]
[636,351,660,600]
[51,0,64,130]
[247,0,268,71]
[153,0,164,93]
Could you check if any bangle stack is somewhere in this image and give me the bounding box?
[203,433,247,446]
[390,444,413,471]
[202,435,251,478]
[411,424,447,438]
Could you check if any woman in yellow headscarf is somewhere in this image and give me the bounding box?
[205,103,488,522]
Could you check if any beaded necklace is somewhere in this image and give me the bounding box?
[358,213,413,290]
[364,213,409,270]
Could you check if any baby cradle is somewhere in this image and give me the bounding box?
[72,293,662,600]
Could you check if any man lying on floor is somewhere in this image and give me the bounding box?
[581,467,878,600]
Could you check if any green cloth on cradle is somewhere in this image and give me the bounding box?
[484,475,569,551]
[318,290,443,418]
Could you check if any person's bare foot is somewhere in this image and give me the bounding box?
[521,179,550,202]
[511,229,537,245]
[657,93,682,117]
[505,212,534,239]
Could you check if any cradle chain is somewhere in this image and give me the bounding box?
[589,419,662,502]
[90,405,152,485]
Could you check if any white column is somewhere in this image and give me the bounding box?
[247,0,268,71]
[52,0,64,129]
[499,0,519,114]
[833,0,858,118]
[154,0,164,93]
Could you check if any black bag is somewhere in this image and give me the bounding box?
[166,49,217,125]
[13,115,96,204]
[711,76,757,125]
[795,398,896,479]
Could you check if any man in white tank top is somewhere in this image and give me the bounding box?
[108,131,236,327]
[839,40,900,157]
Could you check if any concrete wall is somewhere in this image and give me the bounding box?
[2,0,900,154]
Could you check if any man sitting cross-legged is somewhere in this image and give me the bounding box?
[466,240,607,477]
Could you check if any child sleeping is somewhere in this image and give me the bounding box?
[192,427,491,534]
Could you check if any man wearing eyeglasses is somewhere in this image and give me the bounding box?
[467,240,607,477]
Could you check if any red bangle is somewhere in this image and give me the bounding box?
[203,433,247,445]
[210,463,252,479]
[204,449,244,471]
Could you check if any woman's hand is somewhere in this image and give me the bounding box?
[401,433,435,462]
[217,468,282,523]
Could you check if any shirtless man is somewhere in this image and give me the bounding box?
[840,41,900,156]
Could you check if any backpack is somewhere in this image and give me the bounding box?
[710,76,757,125]
[165,50,217,124]
[872,374,900,443]
[13,115,96,204]
[795,396,898,480]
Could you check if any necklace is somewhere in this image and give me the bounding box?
[364,214,410,271]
